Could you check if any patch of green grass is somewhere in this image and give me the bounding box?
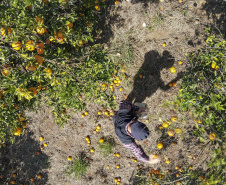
[148,13,164,32]
[98,138,115,157]
[64,156,89,179]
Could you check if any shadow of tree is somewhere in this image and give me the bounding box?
[0,131,49,185]
[201,0,226,37]
[127,50,184,103]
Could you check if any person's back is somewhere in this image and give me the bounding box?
[113,100,161,164]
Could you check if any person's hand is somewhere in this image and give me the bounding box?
[148,154,161,164]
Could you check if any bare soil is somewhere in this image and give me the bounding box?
[1,0,225,185]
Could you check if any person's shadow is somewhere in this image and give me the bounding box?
[127,50,184,103]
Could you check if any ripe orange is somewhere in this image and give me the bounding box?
[95,5,100,11]
[119,87,123,91]
[157,142,163,149]
[57,31,63,38]
[90,148,95,153]
[34,55,43,65]
[85,136,90,141]
[26,63,37,71]
[96,124,101,129]
[104,110,109,116]
[170,67,176,73]
[84,111,89,115]
[168,130,175,137]
[39,136,44,141]
[116,164,120,168]
[35,17,44,24]
[175,166,179,170]
[162,121,169,128]
[1,27,12,36]
[14,127,22,136]
[208,133,216,140]
[44,143,48,147]
[99,138,104,143]
[101,83,108,91]
[30,177,34,181]
[37,174,42,178]
[178,60,183,65]
[36,27,46,34]
[98,111,102,115]
[81,113,85,117]
[171,116,178,122]
[106,165,110,169]
[165,159,170,164]
[28,87,37,96]
[12,41,22,50]
[11,180,16,184]
[12,173,17,177]
[115,0,119,4]
[1,65,11,76]
[67,156,72,161]
[139,74,143,79]
[43,68,52,75]
[174,128,182,134]
[162,42,166,47]
[67,22,73,28]
[26,40,35,51]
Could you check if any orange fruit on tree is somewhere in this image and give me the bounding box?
[90,148,95,153]
[12,41,22,50]
[162,42,166,47]
[25,40,35,51]
[115,0,119,4]
[35,17,44,24]
[67,22,73,28]
[157,142,163,149]
[57,31,63,38]
[37,174,42,178]
[34,55,43,65]
[14,127,22,136]
[36,27,46,34]
[26,63,37,71]
[98,111,102,115]
[30,177,34,181]
[84,111,89,115]
[43,68,52,75]
[28,87,37,95]
[1,65,11,76]
[67,156,72,161]
[1,27,12,36]
[12,173,17,177]
[35,42,44,49]
[170,67,176,73]
[208,133,216,140]
[95,5,100,11]
[11,180,16,184]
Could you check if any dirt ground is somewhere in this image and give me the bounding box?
[1,0,225,185]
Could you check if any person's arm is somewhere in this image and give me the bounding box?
[119,100,140,111]
[123,142,149,163]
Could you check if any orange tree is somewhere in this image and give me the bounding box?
[175,30,226,184]
[0,0,117,144]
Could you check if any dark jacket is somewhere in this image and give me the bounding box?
[113,109,135,144]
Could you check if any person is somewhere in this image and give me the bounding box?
[113,100,161,164]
